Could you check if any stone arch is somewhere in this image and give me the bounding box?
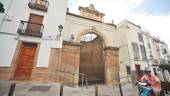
[59,27,119,85]
[75,28,108,46]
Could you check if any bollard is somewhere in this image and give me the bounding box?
[81,75,84,90]
[95,84,98,96]
[81,75,84,87]
[119,83,123,96]
[85,79,88,89]
[8,83,16,96]
[60,84,63,96]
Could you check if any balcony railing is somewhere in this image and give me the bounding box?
[17,20,44,37]
[28,0,49,12]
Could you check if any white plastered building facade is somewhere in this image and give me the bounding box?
[0,0,67,81]
[0,0,67,67]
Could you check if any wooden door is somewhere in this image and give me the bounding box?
[26,14,43,34]
[135,64,142,80]
[80,37,104,84]
[13,42,37,80]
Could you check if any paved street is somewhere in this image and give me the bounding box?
[0,80,170,96]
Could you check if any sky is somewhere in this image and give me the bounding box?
[68,0,170,49]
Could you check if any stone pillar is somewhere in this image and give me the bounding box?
[104,47,119,85]
[54,48,62,82]
[59,41,81,86]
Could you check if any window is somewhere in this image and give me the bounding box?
[126,66,131,74]
[168,60,170,64]
[147,38,151,49]
[153,68,157,76]
[140,45,147,60]
[17,14,44,37]
[149,51,153,60]
[132,42,140,59]
[138,33,143,42]
[167,55,170,59]
[162,49,167,54]
[148,43,151,49]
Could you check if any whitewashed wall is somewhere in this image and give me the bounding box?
[142,34,157,69]
[126,22,149,70]
[0,34,17,67]
[117,20,149,71]
[0,0,67,67]
[117,24,130,82]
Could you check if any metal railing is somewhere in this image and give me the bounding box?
[116,75,135,96]
[28,0,49,12]
[17,20,44,37]
[55,69,88,88]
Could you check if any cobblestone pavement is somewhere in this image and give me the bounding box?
[0,80,170,96]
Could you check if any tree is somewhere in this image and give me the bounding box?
[159,64,170,71]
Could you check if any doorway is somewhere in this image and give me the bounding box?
[135,64,142,80]
[13,42,37,80]
[26,14,44,34]
[79,33,105,85]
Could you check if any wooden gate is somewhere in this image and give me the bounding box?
[80,37,104,84]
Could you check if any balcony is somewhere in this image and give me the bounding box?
[17,21,44,37]
[28,0,49,12]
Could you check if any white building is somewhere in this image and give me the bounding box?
[152,37,170,81]
[117,19,170,83]
[117,20,149,82]
[0,0,67,80]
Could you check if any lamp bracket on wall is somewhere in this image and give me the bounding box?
[57,24,63,40]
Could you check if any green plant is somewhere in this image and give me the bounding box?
[159,64,170,70]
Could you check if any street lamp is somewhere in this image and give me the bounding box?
[57,24,63,40]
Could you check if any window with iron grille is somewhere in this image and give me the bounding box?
[132,42,140,59]
[138,33,143,42]
[126,66,131,74]
[148,43,151,49]
[162,49,167,54]
[140,45,147,60]
[153,68,157,76]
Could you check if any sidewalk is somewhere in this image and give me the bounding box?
[0,80,169,96]
[121,83,138,96]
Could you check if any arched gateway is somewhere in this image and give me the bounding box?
[79,32,105,84]
[50,4,119,86]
